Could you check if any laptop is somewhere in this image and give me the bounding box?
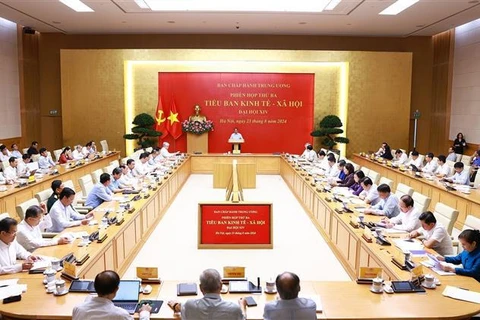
[113,280,141,314]
[410,164,420,172]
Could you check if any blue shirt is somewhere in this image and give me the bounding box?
[445,247,480,282]
[108,176,122,192]
[371,194,400,218]
[85,183,113,208]
[263,297,316,320]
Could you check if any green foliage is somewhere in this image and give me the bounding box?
[310,115,349,150]
[123,113,162,148]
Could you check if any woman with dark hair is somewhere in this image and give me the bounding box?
[336,163,356,188]
[437,229,480,282]
[349,170,365,196]
[453,132,467,154]
[58,147,73,164]
[378,143,393,160]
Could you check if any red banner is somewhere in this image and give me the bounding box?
[158,72,314,153]
[199,203,272,247]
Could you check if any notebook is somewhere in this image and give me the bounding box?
[69,280,95,293]
[113,280,141,314]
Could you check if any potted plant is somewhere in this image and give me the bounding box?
[123,113,162,150]
[310,115,349,154]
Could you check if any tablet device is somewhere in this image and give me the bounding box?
[69,280,95,293]
[135,300,163,313]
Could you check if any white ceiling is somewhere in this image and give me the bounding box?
[0,0,479,37]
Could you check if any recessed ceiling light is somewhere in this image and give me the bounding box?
[379,0,419,15]
[52,21,61,24]
[325,0,342,10]
[416,24,424,28]
[298,22,307,25]
[144,0,332,12]
[134,0,150,9]
[167,20,175,23]
[59,0,94,12]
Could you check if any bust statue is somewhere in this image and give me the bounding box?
[188,105,207,122]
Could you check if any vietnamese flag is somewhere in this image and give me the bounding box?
[154,97,168,139]
[167,97,182,140]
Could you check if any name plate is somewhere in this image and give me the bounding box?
[223,266,245,279]
[98,227,107,240]
[136,267,159,279]
[362,227,373,242]
[392,247,406,267]
[411,265,424,279]
[63,260,77,278]
[359,267,383,279]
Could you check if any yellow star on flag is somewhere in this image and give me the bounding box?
[155,110,166,125]
[167,111,179,125]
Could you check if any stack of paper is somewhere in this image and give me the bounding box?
[443,286,480,303]
[0,283,26,300]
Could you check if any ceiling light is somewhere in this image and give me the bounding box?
[134,0,150,9]
[59,0,94,12]
[144,0,331,12]
[325,0,342,10]
[379,0,419,15]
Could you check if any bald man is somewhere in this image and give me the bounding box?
[263,272,316,320]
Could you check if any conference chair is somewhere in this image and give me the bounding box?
[446,160,455,168]
[110,160,120,167]
[0,161,9,172]
[412,192,431,213]
[378,177,393,189]
[22,148,28,154]
[360,167,370,177]
[100,140,109,153]
[103,164,115,175]
[395,183,414,198]
[121,157,130,165]
[471,170,480,188]
[64,180,92,213]
[145,147,153,153]
[433,202,459,235]
[346,160,360,171]
[367,170,381,185]
[34,189,52,207]
[91,169,103,184]
[32,154,40,162]
[53,149,62,162]
[455,215,480,254]
[461,155,472,166]
[456,154,462,162]
[78,174,95,199]
[16,198,57,238]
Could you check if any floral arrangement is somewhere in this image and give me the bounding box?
[182,119,214,135]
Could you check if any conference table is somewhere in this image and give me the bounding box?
[1,154,480,319]
[352,153,480,230]
[0,152,120,221]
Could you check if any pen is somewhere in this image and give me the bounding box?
[458,287,469,291]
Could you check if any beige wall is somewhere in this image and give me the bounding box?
[36,33,435,154]
[60,49,412,157]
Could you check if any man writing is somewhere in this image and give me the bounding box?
[73,270,151,320]
[49,188,93,233]
[0,215,40,274]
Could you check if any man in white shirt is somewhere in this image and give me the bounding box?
[16,154,32,177]
[393,149,408,165]
[72,145,85,160]
[82,141,97,157]
[10,144,22,158]
[4,157,18,182]
[435,155,451,177]
[49,188,93,233]
[134,153,153,176]
[302,145,317,162]
[0,145,11,162]
[446,162,470,185]
[126,159,139,178]
[118,165,135,188]
[408,211,453,256]
[406,150,423,169]
[160,142,179,159]
[422,152,438,174]
[73,270,151,320]
[300,143,310,158]
[359,177,380,205]
[0,215,39,274]
[229,128,244,141]
[17,204,69,252]
[38,148,56,169]
[324,156,340,178]
[383,195,421,232]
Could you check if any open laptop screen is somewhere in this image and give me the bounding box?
[113,280,140,302]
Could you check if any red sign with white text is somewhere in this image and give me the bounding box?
[199,204,272,246]
[158,72,314,153]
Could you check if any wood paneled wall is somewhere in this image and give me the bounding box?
[17,33,441,154]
